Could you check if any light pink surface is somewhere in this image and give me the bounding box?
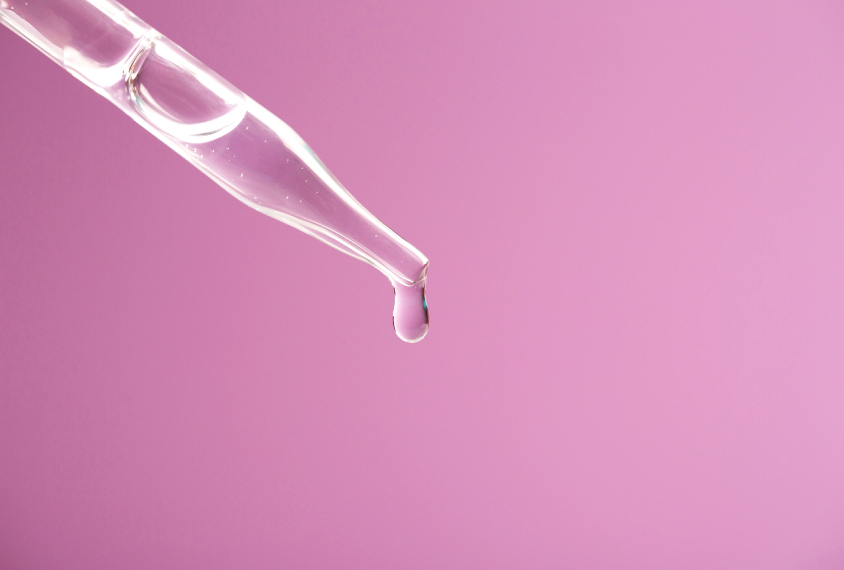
[2,0,844,568]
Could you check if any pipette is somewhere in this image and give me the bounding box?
[0,0,429,342]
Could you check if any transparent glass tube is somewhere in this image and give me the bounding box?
[0,0,429,342]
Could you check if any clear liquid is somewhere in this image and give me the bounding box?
[1,1,429,342]
[393,280,429,343]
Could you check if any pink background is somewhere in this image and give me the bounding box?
[3,0,844,568]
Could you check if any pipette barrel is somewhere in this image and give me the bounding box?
[0,0,429,293]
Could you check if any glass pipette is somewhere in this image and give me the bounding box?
[0,0,429,342]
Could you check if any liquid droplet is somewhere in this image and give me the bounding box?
[392,279,429,343]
